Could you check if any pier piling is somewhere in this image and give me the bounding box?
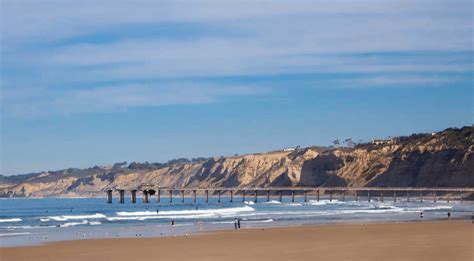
[193,190,197,203]
[230,190,233,203]
[304,191,308,202]
[181,190,185,203]
[119,189,125,204]
[433,191,436,203]
[107,189,113,204]
[242,191,246,202]
[329,190,333,202]
[367,191,370,202]
[380,191,384,202]
[407,192,410,202]
[157,189,161,203]
[355,191,358,201]
[131,190,137,204]
[279,191,282,202]
[205,190,209,203]
[169,190,173,203]
[291,191,295,202]
[267,190,270,202]
[317,190,320,202]
[342,190,345,202]
[218,190,221,203]
[143,190,149,203]
[394,191,397,202]
[254,190,258,202]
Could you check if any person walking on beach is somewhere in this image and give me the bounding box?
[234,218,238,230]
[237,218,241,229]
[420,211,424,220]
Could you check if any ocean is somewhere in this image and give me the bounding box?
[1,196,472,247]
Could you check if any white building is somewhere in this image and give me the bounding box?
[371,138,395,145]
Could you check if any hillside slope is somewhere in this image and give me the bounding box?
[1,126,472,197]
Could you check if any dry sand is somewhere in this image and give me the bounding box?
[1,221,472,261]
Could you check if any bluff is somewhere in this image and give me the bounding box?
[1,126,472,197]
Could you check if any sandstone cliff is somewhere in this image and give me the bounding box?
[1,126,472,197]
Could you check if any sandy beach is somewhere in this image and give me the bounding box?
[1,221,472,261]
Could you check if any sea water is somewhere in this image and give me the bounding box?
[1,196,472,247]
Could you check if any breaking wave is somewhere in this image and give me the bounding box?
[40,213,106,222]
[116,206,255,217]
[59,220,101,227]
[0,218,22,223]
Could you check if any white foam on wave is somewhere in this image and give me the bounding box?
[116,206,255,217]
[244,201,255,205]
[40,213,106,222]
[286,203,303,206]
[330,206,405,215]
[247,218,274,223]
[263,200,281,204]
[60,220,102,227]
[60,220,89,227]
[308,200,345,205]
[107,213,215,221]
[6,225,56,230]
[109,206,255,222]
[0,218,22,223]
[0,232,31,237]
[404,206,453,212]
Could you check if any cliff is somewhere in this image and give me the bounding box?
[1,126,472,197]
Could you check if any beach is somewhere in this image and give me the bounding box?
[1,221,472,261]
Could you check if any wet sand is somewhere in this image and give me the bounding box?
[1,221,472,261]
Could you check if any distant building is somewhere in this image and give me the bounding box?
[371,138,395,145]
[283,147,295,152]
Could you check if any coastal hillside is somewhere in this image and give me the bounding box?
[1,126,472,197]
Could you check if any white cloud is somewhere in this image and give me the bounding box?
[1,0,472,117]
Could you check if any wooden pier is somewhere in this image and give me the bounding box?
[105,186,474,204]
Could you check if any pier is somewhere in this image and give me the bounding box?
[105,186,473,204]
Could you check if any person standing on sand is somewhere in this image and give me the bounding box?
[237,218,241,229]
[234,218,238,230]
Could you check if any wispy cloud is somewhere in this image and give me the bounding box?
[3,84,268,117]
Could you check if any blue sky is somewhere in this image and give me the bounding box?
[1,0,472,175]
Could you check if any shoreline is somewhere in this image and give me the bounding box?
[1,220,472,261]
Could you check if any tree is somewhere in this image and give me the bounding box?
[332,139,340,147]
[344,138,355,148]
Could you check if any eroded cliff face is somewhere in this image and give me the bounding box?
[1,126,472,197]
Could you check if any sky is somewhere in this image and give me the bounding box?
[1,0,473,175]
